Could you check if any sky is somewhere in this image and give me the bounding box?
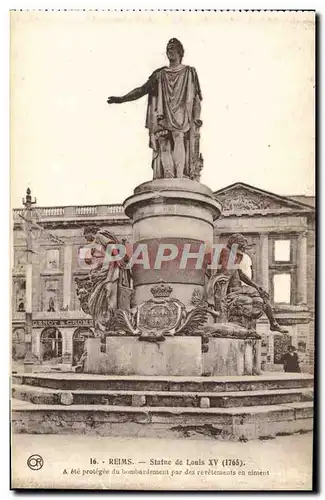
[10,10,315,208]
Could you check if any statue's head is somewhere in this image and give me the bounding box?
[166,38,184,63]
[83,226,97,242]
[227,233,248,253]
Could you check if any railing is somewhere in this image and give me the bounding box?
[36,207,65,217]
[75,206,98,216]
[13,209,24,221]
[13,204,126,220]
[106,204,125,214]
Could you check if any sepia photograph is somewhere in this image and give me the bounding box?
[10,9,315,491]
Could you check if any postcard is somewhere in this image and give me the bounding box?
[10,10,315,491]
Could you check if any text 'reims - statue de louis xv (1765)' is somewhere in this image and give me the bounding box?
[107,38,203,181]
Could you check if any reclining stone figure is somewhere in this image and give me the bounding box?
[207,234,288,333]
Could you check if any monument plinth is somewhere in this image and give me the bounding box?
[83,336,261,376]
[124,178,221,307]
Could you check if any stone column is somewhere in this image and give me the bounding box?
[32,330,41,361]
[61,328,74,363]
[62,328,74,364]
[25,263,33,315]
[259,233,269,292]
[63,245,72,309]
[124,179,221,307]
[297,231,308,305]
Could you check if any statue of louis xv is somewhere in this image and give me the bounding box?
[107,38,203,181]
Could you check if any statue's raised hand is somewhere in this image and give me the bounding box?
[107,96,123,104]
[194,119,203,128]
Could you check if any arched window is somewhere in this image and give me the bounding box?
[72,327,94,366]
[12,328,26,360]
[40,327,62,363]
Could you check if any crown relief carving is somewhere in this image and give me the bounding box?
[150,280,173,299]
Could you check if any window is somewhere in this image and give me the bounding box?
[14,250,25,272]
[46,249,60,270]
[12,328,25,344]
[72,274,85,311]
[40,328,62,362]
[14,279,26,312]
[273,273,291,304]
[274,240,291,262]
[298,341,307,353]
[269,236,297,305]
[12,328,26,360]
[42,279,60,311]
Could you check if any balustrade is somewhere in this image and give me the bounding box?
[13,204,125,220]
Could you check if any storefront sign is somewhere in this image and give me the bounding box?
[32,318,94,328]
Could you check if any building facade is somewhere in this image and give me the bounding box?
[12,183,315,372]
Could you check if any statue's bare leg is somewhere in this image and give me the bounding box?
[262,298,288,333]
[171,131,185,177]
[158,135,174,178]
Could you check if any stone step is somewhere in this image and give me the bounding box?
[11,373,314,393]
[11,384,313,408]
[11,399,313,440]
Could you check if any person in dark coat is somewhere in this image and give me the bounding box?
[282,345,301,373]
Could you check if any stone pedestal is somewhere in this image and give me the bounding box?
[202,338,262,376]
[84,334,261,376]
[81,179,263,378]
[84,337,202,376]
[124,179,221,307]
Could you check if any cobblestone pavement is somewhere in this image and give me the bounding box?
[11,431,313,490]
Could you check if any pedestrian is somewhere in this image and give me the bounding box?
[282,345,301,373]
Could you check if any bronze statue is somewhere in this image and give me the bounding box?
[207,234,288,333]
[107,38,203,181]
[75,226,131,335]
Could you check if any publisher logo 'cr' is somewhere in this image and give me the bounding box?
[27,454,44,471]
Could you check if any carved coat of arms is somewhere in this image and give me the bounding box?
[136,282,186,340]
[113,281,208,341]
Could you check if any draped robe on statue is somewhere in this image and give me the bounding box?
[87,230,129,334]
[145,65,203,179]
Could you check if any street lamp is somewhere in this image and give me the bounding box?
[22,188,36,372]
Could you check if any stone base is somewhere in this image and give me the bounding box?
[11,372,314,440]
[203,338,262,376]
[83,334,261,376]
[12,372,314,392]
[12,381,313,408]
[12,400,313,441]
[84,337,202,376]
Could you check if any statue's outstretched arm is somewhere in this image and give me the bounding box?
[107,83,149,104]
